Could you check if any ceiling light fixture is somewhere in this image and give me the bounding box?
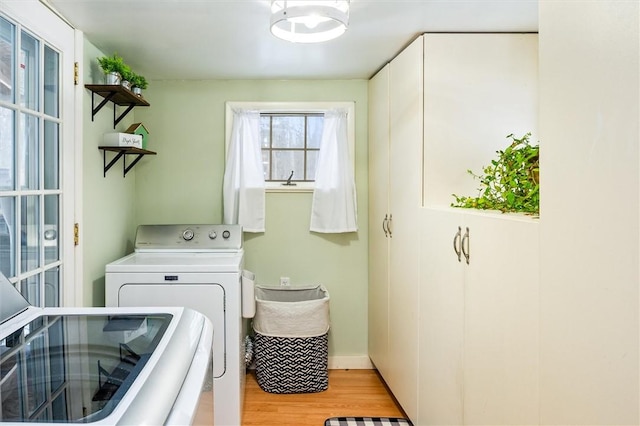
[270,0,350,43]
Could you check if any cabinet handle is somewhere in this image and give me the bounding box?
[387,214,393,238]
[382,214,389,237]
[461,227,470,265]
[453,226,462,262]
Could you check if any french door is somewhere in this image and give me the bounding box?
[0,1,76,307]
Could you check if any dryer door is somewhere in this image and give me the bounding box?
[118,283,225,378]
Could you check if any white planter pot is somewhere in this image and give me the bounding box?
[132,87,142,96]
[105,72,120,85]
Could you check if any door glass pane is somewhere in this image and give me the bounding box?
[0,107,14,190]
[21,273,40,306]
[25,333,47,414]
[43,46,59,118]
[44,267,59,307]
[20,195,39,273]
[44,194,58,264]
[0,196,15,278]
[0,17,14,103]
[43,120,58,189]
[19,30,38,110]
[20,113,38,190]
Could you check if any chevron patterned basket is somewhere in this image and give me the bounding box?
[254,332,329,394]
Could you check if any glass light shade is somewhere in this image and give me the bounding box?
[270,0,349,43]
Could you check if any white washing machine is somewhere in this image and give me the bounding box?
[0,272,213,425]
[104,224,253,426]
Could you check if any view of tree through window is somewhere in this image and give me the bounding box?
[260,113,323,182]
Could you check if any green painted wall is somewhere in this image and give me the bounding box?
[82,39,138,307]
[132,80,369,357]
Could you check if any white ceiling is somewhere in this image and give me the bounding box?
[45,0,538,80]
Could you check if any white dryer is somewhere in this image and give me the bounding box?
[105,224,252,426]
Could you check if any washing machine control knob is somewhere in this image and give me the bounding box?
[182,229,194,241]
[209,231,217,240]
[222,230,231,239]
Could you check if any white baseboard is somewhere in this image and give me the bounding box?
[328,355,374,370]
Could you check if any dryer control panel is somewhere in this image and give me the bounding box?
[134,224,243,252]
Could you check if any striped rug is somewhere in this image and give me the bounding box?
[324,417,413,426]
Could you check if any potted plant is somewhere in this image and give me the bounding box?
[129,73,148,96]
[97,53,126,85]
[451,132,539,215]
[119,64,134,90]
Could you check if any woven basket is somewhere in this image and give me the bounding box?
[254,332,329,394]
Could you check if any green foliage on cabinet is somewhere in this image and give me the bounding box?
[452,133,539,215]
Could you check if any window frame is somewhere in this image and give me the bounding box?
[225,101,355,192]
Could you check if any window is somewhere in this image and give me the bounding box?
[225,102,355,192]
[260,113,323,183]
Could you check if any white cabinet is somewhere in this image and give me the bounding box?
[418,208,539,425]
[538,2,639,424]
[367,63,390,378]
[417,32,539,425]
[368,35,423,421]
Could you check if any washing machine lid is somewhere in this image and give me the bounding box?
[105,251,244,273]
[0,306,209,425]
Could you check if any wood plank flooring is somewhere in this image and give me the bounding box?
[194,369,405,425]
[242,369,405,426]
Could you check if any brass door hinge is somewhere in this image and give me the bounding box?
[74,223,79,246]
[74,62,79,85]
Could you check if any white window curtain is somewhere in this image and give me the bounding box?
[223,109,265,232]
[310,109,358,233]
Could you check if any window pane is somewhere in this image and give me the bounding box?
[273,150,304,181]
[43,46,59,117]
[307,116,323,149]
[19,31,39,110]
[45,267,59,307]
[261,150,270,180]
[43,120,58,189]
[0,107,14,190]
[272,116,304,148]
[0,196,15,278]
[21,195,39,273]
[20,113,39,190]
[260,116,271,148]
[0,17,15,103]
[21,273,40,306]
[307,150,319,180]
[44,194,58,265]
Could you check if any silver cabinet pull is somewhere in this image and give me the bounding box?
[453,226,462,262]
[387,214,393,238]
[382,214,389,237]
[461,227,470,265]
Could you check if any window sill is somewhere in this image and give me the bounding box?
[266,183,314,193]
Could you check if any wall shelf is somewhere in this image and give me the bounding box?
[85,84,150,128]
[99,146,156,177]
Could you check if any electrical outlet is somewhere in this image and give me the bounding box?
[280,277,290,286]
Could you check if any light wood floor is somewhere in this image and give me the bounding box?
[193,369,405,426]
[243,369,405,426]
